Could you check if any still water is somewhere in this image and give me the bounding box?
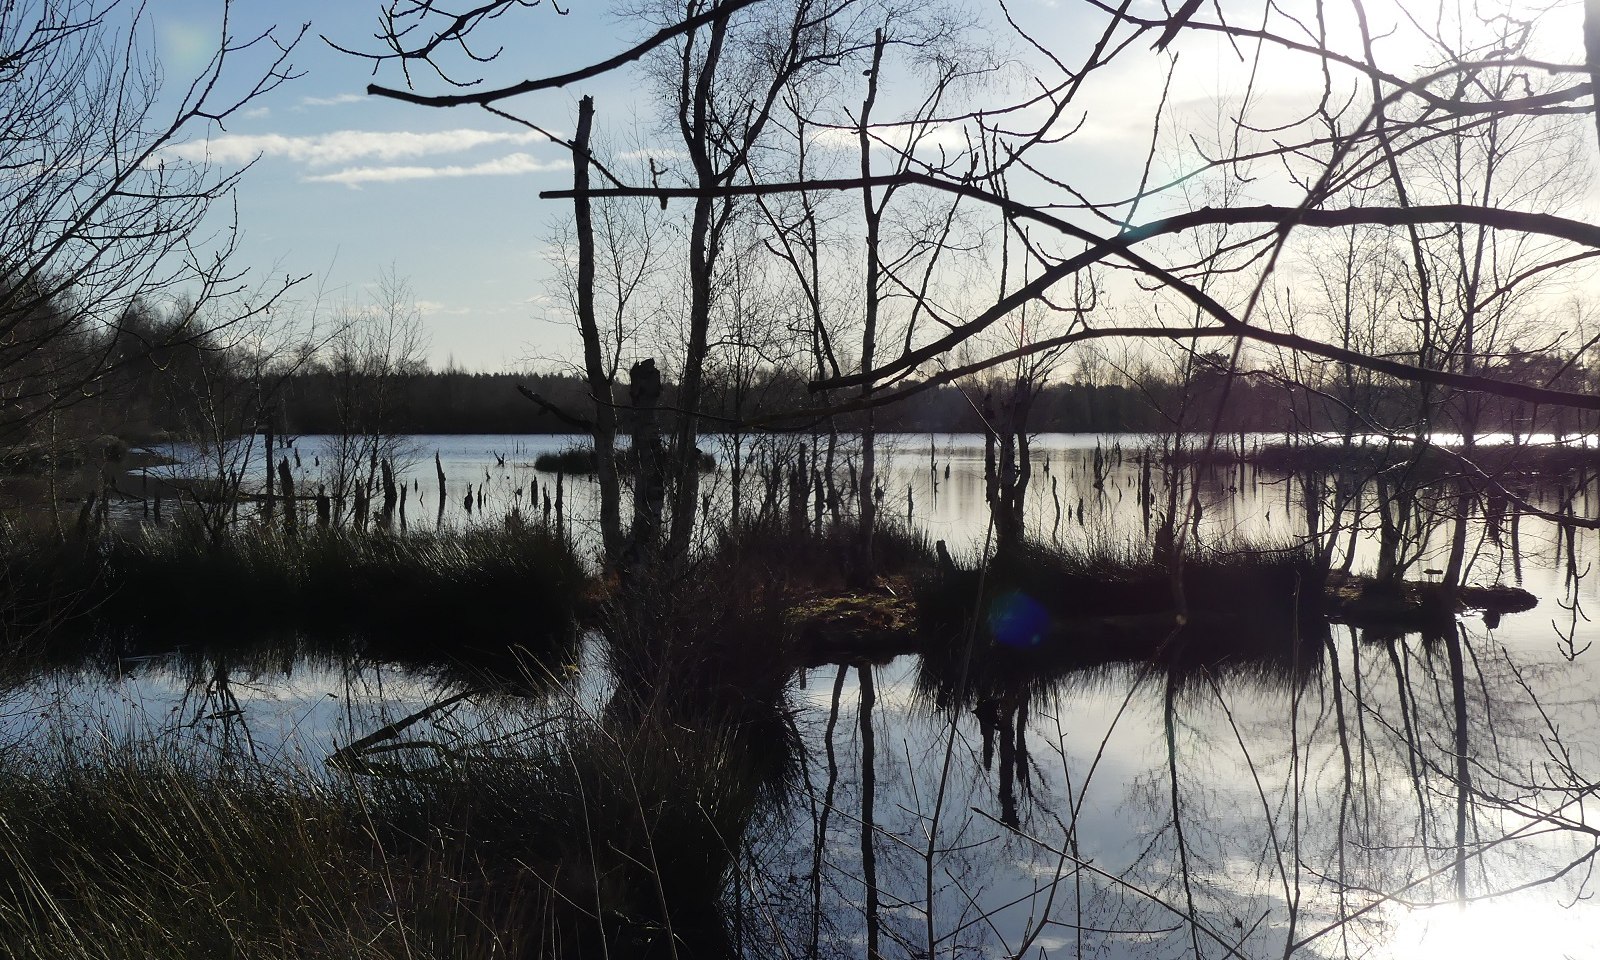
[23,433,1600,958]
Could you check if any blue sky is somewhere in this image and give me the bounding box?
[150,0,648,371]
[141,0,1594,373]
[143,0,1237,372]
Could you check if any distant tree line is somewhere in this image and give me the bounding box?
[17,305,1596,448]
[19,286,1595,450]
[230,362,1600,438]
[267,369,1171,436]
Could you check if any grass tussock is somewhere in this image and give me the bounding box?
[0,706,790,960]
[708,515,937,593]
[0,519,588,675]
[598,558,804,800]
[915,538,1329,708]
[0,752,394,958]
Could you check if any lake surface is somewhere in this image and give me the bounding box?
[27,432,1600,958]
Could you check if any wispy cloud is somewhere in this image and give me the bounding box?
[165,128,556,167]
[303,153,571,186]
[617,148,689,162]
[809,123,973,154]
[299,93,364,107]
[415,300,472,316]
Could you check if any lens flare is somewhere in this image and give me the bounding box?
[988,591,1049,648]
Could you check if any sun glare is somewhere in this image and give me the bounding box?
[1389,900,1598,960]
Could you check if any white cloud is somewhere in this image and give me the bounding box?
[300,93,364,107]
[415,300,472,316]
[617,148,690,162]
[165,128,556,167]
[303,152,571,186]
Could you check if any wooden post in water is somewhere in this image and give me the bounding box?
[380,458,397,529]
[789,443,809,535]
[628,358,665,558]
[277,457,297,537]
[812,464,824,532]
[435,451,447,524]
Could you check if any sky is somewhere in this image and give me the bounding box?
[148,0,650,372]
[138,0,1594,374]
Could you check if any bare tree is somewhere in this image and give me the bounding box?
[155,291,317,543]
[545,114,669,566]
[316,267,429,528]
[0,0,306,451]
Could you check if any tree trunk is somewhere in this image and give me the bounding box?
[854,31,887,585]
[664,9,732,563]
[571,95,624,568]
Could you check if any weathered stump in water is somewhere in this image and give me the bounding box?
[627,358,665,559]
[380,458,397,528]
[435,451,447,523]
[277,458,297,537]
[1326,571,1537,629]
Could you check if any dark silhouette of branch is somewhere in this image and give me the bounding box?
[550,166,1600,409]
[1584,0,1600,153]
[516,383,593,428]
[358,0,767,106]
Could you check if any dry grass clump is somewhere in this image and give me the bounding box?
[0,698,792,960]
[0,520,588,675]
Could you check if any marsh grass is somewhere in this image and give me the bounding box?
[0,520,588,677]
[0,511,888,958]
[915,538,1330,708]
[0,748,392,959]
[0,695,796,960]
[709,515,937,593]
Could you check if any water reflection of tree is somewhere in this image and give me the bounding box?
[768,592,1585,958]
[1097,622,1600,957]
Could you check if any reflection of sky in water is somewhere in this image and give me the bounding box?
[61,436,1600,956]
[792,620,1600,958]
[1,660,461,765]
